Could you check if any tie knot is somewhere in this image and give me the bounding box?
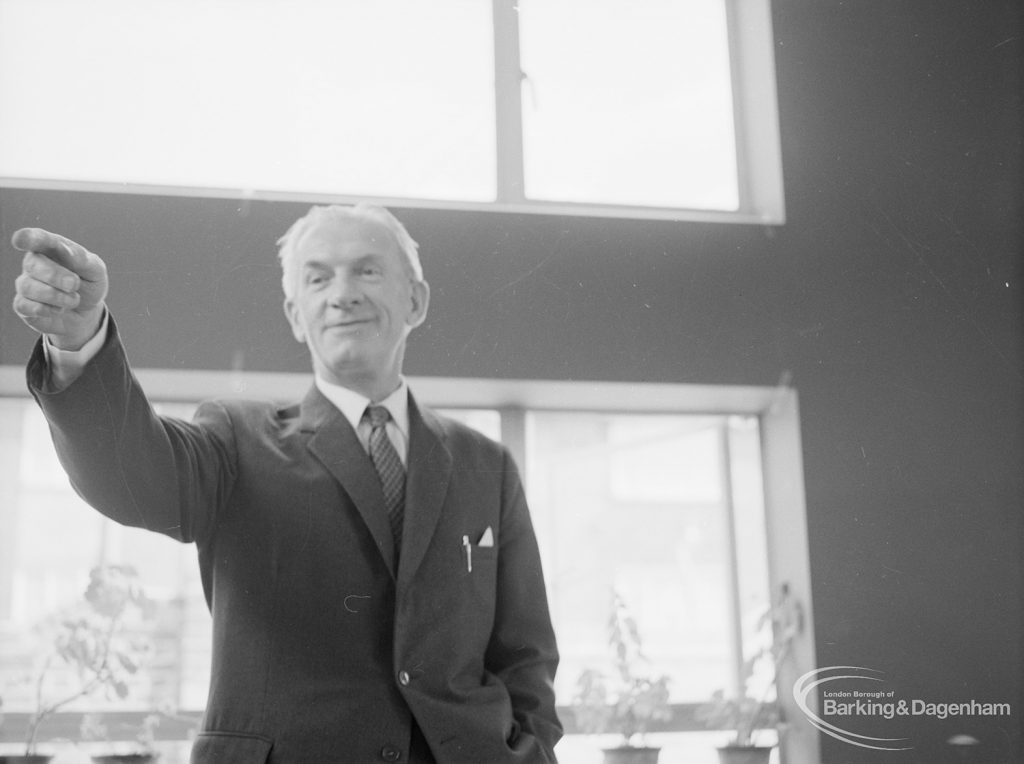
[366,405,391,428]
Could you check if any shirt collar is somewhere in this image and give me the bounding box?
[314,376,410,437]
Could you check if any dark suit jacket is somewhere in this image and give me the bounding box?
[28,321,561,763]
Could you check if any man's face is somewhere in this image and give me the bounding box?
[283,216,429,398]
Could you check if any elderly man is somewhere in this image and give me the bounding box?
[11,205,561,763]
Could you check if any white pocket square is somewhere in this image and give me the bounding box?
[478,526,494,547]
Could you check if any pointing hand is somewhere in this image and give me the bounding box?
[11,228,109,350]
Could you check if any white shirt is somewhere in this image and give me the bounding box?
[314,376,410,466]
[42,310,111,390]
[44,311,411,465]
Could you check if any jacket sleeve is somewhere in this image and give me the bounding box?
[26,318,237,545]
[485,448,563,762]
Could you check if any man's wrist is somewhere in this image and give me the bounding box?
[42,310,110,390]
[47,309,106,351]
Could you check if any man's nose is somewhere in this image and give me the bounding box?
[327,272,362,307]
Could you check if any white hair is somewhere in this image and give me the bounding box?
[276,204,423,300]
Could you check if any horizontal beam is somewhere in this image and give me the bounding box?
[0,704,759,744]
[0,365,789,416]
[0,177,782,225]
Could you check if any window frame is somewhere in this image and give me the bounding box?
[0,0,784,224]
[0,365,815,761]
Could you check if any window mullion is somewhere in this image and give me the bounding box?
[498,406,527,476]
[723,0,751,215]
[719,419,746,699]
[492,0,526,204]
[725,0,786,223]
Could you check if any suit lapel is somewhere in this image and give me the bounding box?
[399,394,453,587]
[300,386,397,577]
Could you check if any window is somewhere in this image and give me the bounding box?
[527,412,770,706]
[0,369,816,762]
[517,0,739,211]
[0,0,496,202]
[0,0,784,223]
[0,399,211,712]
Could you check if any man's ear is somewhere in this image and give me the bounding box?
[283,298,306,343]
[407,280,430,330]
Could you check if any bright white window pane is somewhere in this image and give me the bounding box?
[0,400,210,713]
[526,412,768,705]
[608,417,723,503]
[435,409,502,443]
[0,0,496,201]
[518,0,739,210]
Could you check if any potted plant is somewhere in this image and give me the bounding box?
[572,591,671,764]
[81,699,201,764]
[697,689,779,764]
[5,566,153,762]
[81,712,161,763]
[697,584,804,764]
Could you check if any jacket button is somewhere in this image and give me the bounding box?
[380,745,402,762]
[398,670,410,686]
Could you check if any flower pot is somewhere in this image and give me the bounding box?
[91,756,159,764]
[716,745,773,764]
[602,746,661,764]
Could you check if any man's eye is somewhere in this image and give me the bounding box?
[306,274,327,286]
[361,266,382,277]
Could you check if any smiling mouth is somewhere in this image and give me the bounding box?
[328,319,372,329]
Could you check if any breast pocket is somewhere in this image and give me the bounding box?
[461,537,497,575]
[474,542,498,564]
[460,537,499,605]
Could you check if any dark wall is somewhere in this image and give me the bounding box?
[1,1,1020,761]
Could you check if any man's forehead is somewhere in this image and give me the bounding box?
[295,216,399,256]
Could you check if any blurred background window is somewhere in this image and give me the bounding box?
[525,412,770,706]
[0,0,782,222]
[0,384,796,764]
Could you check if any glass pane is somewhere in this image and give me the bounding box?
[518,0,739,210]
[435,409,502,442]
[0,401,506,717]
[525,411,768,705]
[0,0,496,201]
[0,400,210,714]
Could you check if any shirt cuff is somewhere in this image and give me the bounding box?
[42,311,111,390]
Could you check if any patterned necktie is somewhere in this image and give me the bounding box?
[365,405,406,551]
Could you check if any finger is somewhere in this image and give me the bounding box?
[11,227,76,256]
[15,271,82,311]
[12,311,67,338]
[22,250,82,294]
[11,228,104,282]
[12,291,71,326]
